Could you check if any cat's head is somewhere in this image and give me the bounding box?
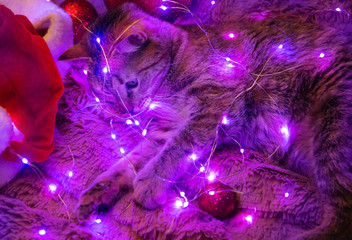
[60,3,181,115]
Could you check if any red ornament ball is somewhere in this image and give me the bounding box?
[198,181,238,219]
[60,0,98,43]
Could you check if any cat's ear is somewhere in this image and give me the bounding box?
[59,42,92,61]
[114,31,148,53]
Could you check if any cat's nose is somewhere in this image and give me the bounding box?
[126,79,139,89]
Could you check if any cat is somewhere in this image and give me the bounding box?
[60,2,352,238]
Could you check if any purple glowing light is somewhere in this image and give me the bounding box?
[95,97,100,103]
[278,44,283,49]
[240,148,244,154]
[103,66,108,74]
[245,215,253,224]
[68,171,73,177]
[211,1,215,5]
[221,115,229,125]
[284,192,289,198]
[208,172,216,181]
[183,202,189,207]
[142,129,147,136]
[126,119,133,125]
[280,124,289,140]
[160,5,167,10]
[111,133,116,139]
[228,33,235,38]
[49,184,57,192]
[189,153,197,161]
[336,7,341,12]
[227,63,235,68]
[134,120,140,126]
[175,200,183,208]
[83,69,88,75]
[180,191,185,197]
[95,219,102,224]
[319,53,325,58]
[120,148,125,154]
[96,37,101,43]
[38,229,46,235]
[22,158,28,164]
[208,190,215,195]
[199,166,205,172]
[149,103,157,110]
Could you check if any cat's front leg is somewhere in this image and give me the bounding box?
[133,117,220,209]
[76,139,159,221]
[76,158,135,221]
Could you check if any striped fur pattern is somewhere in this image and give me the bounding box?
[60,2,352,237]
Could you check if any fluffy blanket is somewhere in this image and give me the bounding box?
[1,0,350,239]
[0,70,324,239]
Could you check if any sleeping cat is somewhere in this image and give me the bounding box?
[60,2,352,238]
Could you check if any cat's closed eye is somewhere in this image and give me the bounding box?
[126,79,138,89]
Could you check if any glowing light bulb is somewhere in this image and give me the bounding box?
[183,202,189,208]
[95,219,102,224]
[83,69,88,75]
[95,97,100,103]
[22,158,28,164]
[245,215,253,224]
[211,1,215,5]
[319,53,325,58]
[126,119,133,125]
[160,5,167,10]
[199,166,205,172]
[134,120,140,126]
[49,184,57,192]
[189,153,197,161]
[142,129,147,136]
[120,148,125,154]
[208,172,216,181]
[68,171,73,177]
[280,124,289,140]
[208,190,215,195]
[278,44,283,49]
[227,63,235,68]
[225,57,231,61]
[180,192,185,197]
[103,67,108,73]
[38,229,46,235]
[175,200,183,208]
[111,133,116,140]
[336,7,341,12]
[228,33,235,38]
[284,192,289,198]
[240,148,244,154]
[96,37,101,43]
[149,102,158,110]
[221,115,229,125]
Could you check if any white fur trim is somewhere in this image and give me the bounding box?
[0,0,74,77]
[0,107,13,154]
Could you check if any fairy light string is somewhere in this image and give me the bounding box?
[9,2,349,234]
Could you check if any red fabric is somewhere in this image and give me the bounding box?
[0,6,64,163]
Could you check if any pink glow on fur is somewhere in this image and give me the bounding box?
[245,215,253,224]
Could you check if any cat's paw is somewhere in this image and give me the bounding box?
[133,170,168,209]
[76,163,134,221]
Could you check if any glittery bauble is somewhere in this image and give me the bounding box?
[104,0,130,11]
[60,0,98,43]
[198,181,238,219]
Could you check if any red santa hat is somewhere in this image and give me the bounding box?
[0,6,64,163]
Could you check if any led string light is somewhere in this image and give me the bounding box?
[20,2,338,231]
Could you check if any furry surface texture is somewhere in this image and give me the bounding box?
[1,0,352,239]
[0,73,339,239]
